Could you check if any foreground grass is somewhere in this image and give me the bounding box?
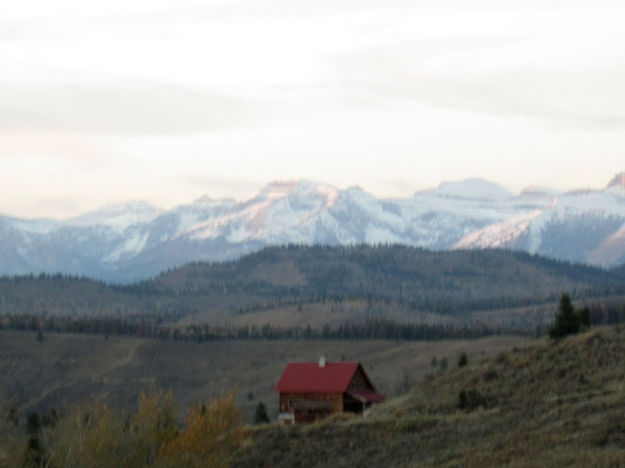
[234,325,625,467]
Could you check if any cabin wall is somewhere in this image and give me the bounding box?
[280,393,343,423]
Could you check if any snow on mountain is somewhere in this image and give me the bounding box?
[9,218,59,235]
[181,180,340,243]
[519,185,561,200]
[2,173,625,281]
[68,201,164,232]
[587,224,625,267]
[454,210,544,250]
[454,178,625,266]
[102,232,151,263]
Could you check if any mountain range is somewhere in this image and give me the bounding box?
[2,173,625,282]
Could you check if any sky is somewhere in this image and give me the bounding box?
[2,0,625,218]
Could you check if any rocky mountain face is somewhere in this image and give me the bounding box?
[2,174,625,282]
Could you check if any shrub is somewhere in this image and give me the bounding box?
[458,352,468,368]
[439,358,448,371]
[458,389,488,411]
[26,412,40,435]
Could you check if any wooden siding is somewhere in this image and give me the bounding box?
[279,392,343,423]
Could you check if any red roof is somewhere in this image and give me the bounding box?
[275,362,372,394]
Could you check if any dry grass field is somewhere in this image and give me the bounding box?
[0,331,530,423]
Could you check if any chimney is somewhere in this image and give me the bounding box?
[319,356,326,368]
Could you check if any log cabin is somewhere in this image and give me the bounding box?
[275,357,385,424]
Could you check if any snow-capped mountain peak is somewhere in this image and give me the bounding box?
[256,180,339,204]
[258,180,301,200]
[3,173,625,282]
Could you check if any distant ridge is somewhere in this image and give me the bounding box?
[1,245,624,324]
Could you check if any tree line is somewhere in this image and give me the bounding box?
[0,314,531,342]
[3,296,625,342]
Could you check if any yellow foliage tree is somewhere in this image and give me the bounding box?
[43,402,128,468]
[45,389,178,468]
[127,388,178,466]
[164,390,243,468]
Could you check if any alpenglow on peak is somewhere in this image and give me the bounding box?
[607,172,625,189]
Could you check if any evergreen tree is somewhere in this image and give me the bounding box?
[549,293,589,339]
[254,402,269,424]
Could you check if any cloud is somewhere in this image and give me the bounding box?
[0,82,257,136]
[0,21,23,42]
[330,38,625,131]
[0,131,111,166]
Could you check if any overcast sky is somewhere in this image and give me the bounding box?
[2,0,625,218]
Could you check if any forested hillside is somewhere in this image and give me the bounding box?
[1,246,624,331]
[146,245,625,312]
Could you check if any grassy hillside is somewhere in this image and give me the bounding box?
[0,331,529,424]
[235,324,625,467]
[1,246,624,332]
